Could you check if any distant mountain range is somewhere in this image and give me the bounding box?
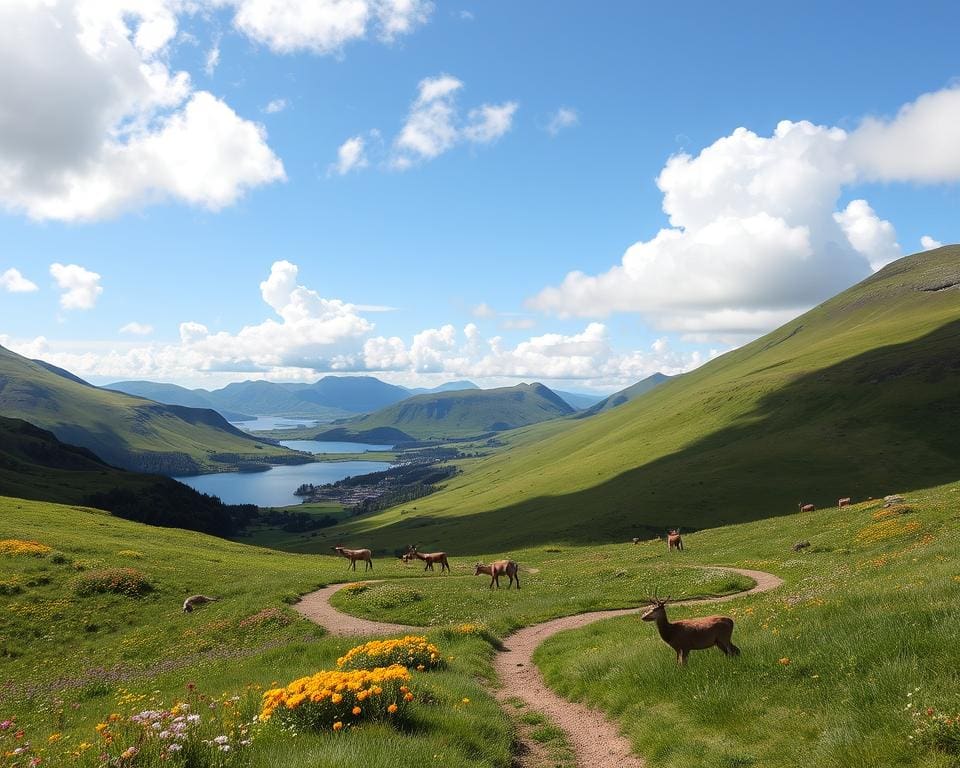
[105,376,611,423]
[0,345,301,474]
[106,376,444,421]
[317,382,577,441]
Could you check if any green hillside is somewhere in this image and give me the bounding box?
[0,416,264,535]
[0,346,302,474]
[576,372,670,417]
[324,246,960,552]
[325,382,576,440]
[104,380,255,422]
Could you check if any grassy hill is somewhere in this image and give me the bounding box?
[104,380,255,422]
[0,345,302,474]
[0,415,265,534]
[324,382,576,440]
[0,495,730,768]
[322,246,960,552]
[575,372,670,417]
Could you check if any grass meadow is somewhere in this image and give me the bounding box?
[0,495,732,767]
[534,483,960,767]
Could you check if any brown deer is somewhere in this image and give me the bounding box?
[641,592,740,665]
[332,546,373,571]
[798,503,815,513]
[403,544,450,573]
[837,497,851,508]
[474,560,520,589]
[667,529,684,552]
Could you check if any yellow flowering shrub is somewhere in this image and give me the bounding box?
[856,518,921,544]
[260,665,413,730]
[337,635,445,671]
[0,538,52,557]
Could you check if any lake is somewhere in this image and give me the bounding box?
[230,416,319,432]
[279,440,393,454]
[173,460,390,507]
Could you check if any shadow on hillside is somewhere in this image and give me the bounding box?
[341,318,960,555]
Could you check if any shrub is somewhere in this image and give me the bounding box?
[337,636,445,671]
[74,567,153,597]
[911,705,960,756]
[0,579,22,596]
[0,538,51,557]
[261,665,413,731]
[239,607,292,629]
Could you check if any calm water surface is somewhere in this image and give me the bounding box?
[279,440,393,454]
[173,460,389,507]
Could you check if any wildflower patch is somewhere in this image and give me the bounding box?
[337,635,445,671]
[74,567,153,597]
[261,665,413,731]
[0,539,51,557]
[855,518,921,544]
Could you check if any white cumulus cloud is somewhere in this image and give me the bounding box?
[120,321,154,336]
[264,98,289,114]
[225,0,432,54]
[463,101,518,144]
[0,268,38,293]
[331,135,369,175]
[391,75,517,168]
[0,0,285,221]
[546,107,578,136]
[50,263,103,310]
[920,235,943,251]
[531,87,960,338]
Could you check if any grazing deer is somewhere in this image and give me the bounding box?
[403,544,450,573]
[474,560,520,590]
[332,546,374,571]
[667,529,684,552]
[838,497,851,509]
[641,592,740,665]
[798,503,815,513]
[182,594,217,613]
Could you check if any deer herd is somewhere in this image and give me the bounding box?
[327,493,858,665]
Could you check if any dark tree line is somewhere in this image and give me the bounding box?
[85,480,258,537]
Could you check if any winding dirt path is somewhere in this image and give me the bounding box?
[294,566,783,768]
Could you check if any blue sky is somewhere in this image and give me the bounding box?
[1,1,958,391]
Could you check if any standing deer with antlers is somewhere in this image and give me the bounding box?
[474,560,520,589]
[641,591,740,665]
[402,544,451,573]
[332,546,374,571]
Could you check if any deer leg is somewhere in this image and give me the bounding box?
[678,649,688,665]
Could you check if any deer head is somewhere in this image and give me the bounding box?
[474,562,484,575]
[641,589,671,621]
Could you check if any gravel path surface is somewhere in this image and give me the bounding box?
[294,566,783,767]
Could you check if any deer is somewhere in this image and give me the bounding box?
[403,544,450,573]
[837,497,851,508]
[332,546,374,571]
[798,503,815,513]
[182,594,217,613]
[641,591,740,665]
[474,560,520,590]
[667,529,684,552]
